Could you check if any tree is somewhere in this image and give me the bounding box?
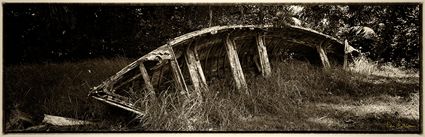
[4,4,420,69]
[298,4,420,68]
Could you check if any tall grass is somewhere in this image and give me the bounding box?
[4,57,136,131]
[4,57,420,132]
[134,60,420,131]
[349,55,419,78]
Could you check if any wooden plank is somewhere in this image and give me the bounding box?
[185,45,209,92]
[253,55,262,73]
[168,45,189,95]
[43,114,95,126]
[91,95,144,116]
[139,62,155,94]
[224,34,248,92]
[194,46,208,90]
[316,42,331,69]
[150,65,165,88]
[113,73,142,91]
[343,39,349,69]
[256,34,272,77]
[220,47,226,75]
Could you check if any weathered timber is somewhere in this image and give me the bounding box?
[91,94,144,115]
[89,25,359,116]
[316,41,331,69]
[185,45,208,92]
[224,34,248,92]
[343,40,349,69]
[194,46,208,90]
[139,62,155,94]
[256,34,272,77]
[150,64,166,88]
[113,73,142,91]
[43,114,94,126]
[168,45,189,95]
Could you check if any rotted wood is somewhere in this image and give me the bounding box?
[224,34,248,92]
[185,44,209,92]
[43,114,95,126]
[138,62,155,94]
[150,64,166,89]
[113,73,142,91]
[256,34,272,77]
[168,45,189,95]
[343,39,349,69]
[91,25,345,93]
[89,25,349,116]
[91,95,144,116]
[316,41,331,69]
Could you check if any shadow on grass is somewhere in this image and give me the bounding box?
[3,58,420,132]
[307,104,420,132]
[316,69,420,105]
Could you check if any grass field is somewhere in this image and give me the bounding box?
[3,57,420,132]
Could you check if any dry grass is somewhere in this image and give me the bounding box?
[3,57,421,132]
[4,57,137,132]
[349,55,419,78]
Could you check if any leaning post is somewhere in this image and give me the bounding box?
[255,33,272,77]
[224,33,248,93]
[316,41,331,69]
[185,44,209,93]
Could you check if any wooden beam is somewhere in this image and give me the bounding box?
[343,39,349,69]
[113,73,142,91]
[150,65,165,89]
[43,114,95,126]
[185,45,209,92]
[138,62,155,94]
[168,45,189,95]
[256,34,272,77]
[316,42,331,69]
[194,45,208,88]
[91,95,144,116]
[224,34,248,92]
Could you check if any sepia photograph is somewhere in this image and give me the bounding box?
[2,3,422,133]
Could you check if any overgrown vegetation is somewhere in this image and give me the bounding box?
[4,4,421,68]
[349,55,419,78]
[4,57,137,131]
[3,3,421,133]
[4,57,419,132]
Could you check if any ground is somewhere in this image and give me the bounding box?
[3,57,420,132]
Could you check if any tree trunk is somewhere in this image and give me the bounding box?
[208,6,213,27]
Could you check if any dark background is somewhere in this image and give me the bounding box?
[3,3,421,68]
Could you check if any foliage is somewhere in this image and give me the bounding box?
[299,4,421,68]
[4,4,421,68]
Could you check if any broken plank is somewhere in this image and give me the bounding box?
[168,45,189,95]
[113,73,142,91]
[185,45,209,92]
[150,65,165,89]
[91,95,144,116]
[316,41,331,69]
[194,46,208,89]
[224,34,248,93]
[343,39,349,69]
[256,34,272,77]
[43,114,95,126]
[139,62,155,94]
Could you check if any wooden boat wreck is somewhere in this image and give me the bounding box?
[88,25,358,115]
